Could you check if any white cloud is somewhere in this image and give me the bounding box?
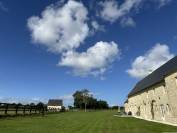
[90,20,105,35]
[91,21,105,31]
[127,43,174,79]
[120,17,136,27]
[0,1,8,12]
[99,0,120,23]
[59,94,73,101]
[27,0,120,78]
[156,0,171,8]
[59,41,119,76]
[99,0,142,23]
[98,0,172,23]
[91,21,100,30]
[59,94,73,106]
[27,0,89,54]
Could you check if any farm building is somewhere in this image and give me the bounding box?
[47,99,63,111]
[125,56,177,124]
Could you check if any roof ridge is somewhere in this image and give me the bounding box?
[136,55,177,85]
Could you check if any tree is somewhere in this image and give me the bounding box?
[87,97,97,109]
[97,100,109,109]
[37,102,45,115]
[73,89,109,110]
[111,106,119,110]
[30,103,35,106]
[68,105,74,110]
[73,89,90,112]
[73,90,84,109]
[60,106,66,112]
[82,89,89,112]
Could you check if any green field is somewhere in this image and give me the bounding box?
[0,111,177,133]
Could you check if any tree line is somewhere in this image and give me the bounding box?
[72,89,109,110]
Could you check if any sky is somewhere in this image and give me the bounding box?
[0,0,177,106]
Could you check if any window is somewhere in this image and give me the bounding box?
[166,104,170,115]
[160,104,165,118]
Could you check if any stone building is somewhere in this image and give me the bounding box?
[125,56,177,124]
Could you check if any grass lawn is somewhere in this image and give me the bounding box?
[0,111,177,133]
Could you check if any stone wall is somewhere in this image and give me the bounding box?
[125,71,177,124]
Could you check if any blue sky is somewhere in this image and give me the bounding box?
[0,0,177,106]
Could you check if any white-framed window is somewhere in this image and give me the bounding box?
[166,104,170,115]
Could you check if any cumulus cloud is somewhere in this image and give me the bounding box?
[99,0,142,23]
[91,21,100,30]
[59,41,119,76]
[27,0,120,78]
[127,43,174,79]
[98,0,172,24]
[27,0,89,54]
[90,20,105,35]
[91,21,105,32]
[120,17,136,27]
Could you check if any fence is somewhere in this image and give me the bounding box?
[0,103,47,116]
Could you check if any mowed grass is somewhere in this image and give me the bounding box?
[0,111,177,133]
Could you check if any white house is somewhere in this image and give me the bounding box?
[47,99,63,112]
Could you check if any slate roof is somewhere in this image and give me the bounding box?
[128,56,177,97]
[124,99,128,104]
[47,99,63,106]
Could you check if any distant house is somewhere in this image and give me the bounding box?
[47,99,63,111]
